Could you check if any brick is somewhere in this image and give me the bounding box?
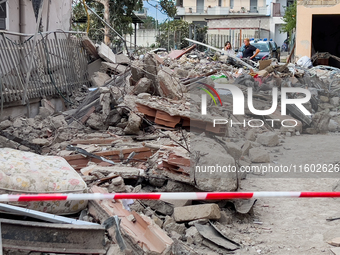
[88,186,173,254]
[173,204,221,222]
[155,110,181,128]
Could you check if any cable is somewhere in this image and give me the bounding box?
[82,0,90,35]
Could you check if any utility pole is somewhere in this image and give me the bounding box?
[259,19,261,39]
[155,4,158,30]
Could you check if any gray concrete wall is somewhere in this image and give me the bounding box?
[208,17,270,30]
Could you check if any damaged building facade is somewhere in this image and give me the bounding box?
[0,0,89,121]
[296,0,340,67]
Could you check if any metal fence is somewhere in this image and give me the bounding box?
[0,32,90,104]
[206,33,254,50]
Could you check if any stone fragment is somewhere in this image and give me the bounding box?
[90,72,111,87]
[0,120,12,130]
[249,148,270,163]
[133,78,152,95]
[31,138,49,146]
[256,132,279,147]
[123,113,142,135]
[86,113,104,130]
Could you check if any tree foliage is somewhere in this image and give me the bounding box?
[281,1,297,35]
[72,0,142,44]
[157,20,190,50]
[72,0,177,44]
[156,20,207,50]
[141,16,157,29]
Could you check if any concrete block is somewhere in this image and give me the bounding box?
[173,204,221,222]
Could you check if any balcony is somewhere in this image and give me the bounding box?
[176,6,186,15]
[207,7,230,15]
[176,5,268,16]
[133,8,147,19]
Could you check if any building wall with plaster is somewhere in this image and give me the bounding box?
[7,0,72,36]
[296,1,340,59]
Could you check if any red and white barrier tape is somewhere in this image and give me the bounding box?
[1,192,340,202]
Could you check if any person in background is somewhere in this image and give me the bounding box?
[242,38,260,60]
[223,41,235,55]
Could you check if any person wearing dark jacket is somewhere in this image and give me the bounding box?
[242,38,260,60]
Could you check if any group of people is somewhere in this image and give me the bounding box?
[222,38,260,60]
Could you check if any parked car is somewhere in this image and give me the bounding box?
[235,39,275,61]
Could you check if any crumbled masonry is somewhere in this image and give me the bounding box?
[2,37,340,254]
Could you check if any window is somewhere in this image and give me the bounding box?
[230,0,234,9]
[0,2,6,30]
[218,0,222,7]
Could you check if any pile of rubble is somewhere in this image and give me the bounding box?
[1,37,340,254]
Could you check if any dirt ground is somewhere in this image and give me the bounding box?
[231,133,340,255]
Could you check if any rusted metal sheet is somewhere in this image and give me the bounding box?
[0,219,106,254]
[0,32,90,104]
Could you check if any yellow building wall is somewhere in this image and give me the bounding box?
[296,3,340,59]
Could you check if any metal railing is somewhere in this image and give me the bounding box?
[176,5,268,15]
[0,31,89,104]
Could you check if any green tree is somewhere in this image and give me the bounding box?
[156,20,208,51]
[281,1,297,35]
[157,20,190,50]
[142,16,157,29]
[72,0,177,44]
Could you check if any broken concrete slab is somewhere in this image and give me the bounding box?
[331,97,340,107]
[133,78,152,95]
[163,216,186,235]
[241,140,253,156]
[185,226,203,245]
[157,67,183,100]
[82,36,100,60]
[31,138,49,146]
[140,200,174,216]
[328,237,340,247]
[143,53,159,94]
[101,62,128,74]
[256,132,279,147]
[88,59,102,78]
[331,247,340,255]
[245,129,256,141]
[90,71,111,87]
[51,115,68,130]
[249,148,270,163]
[173,204,221,222]
[0,120,12,130]
[115,53,130,64]
[124,113,142,135]
[97,42,116,63]
[195,223,239,251]
[225,142,242,161]
[86,113,104,130]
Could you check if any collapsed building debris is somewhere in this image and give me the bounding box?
[2,34,340,254]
